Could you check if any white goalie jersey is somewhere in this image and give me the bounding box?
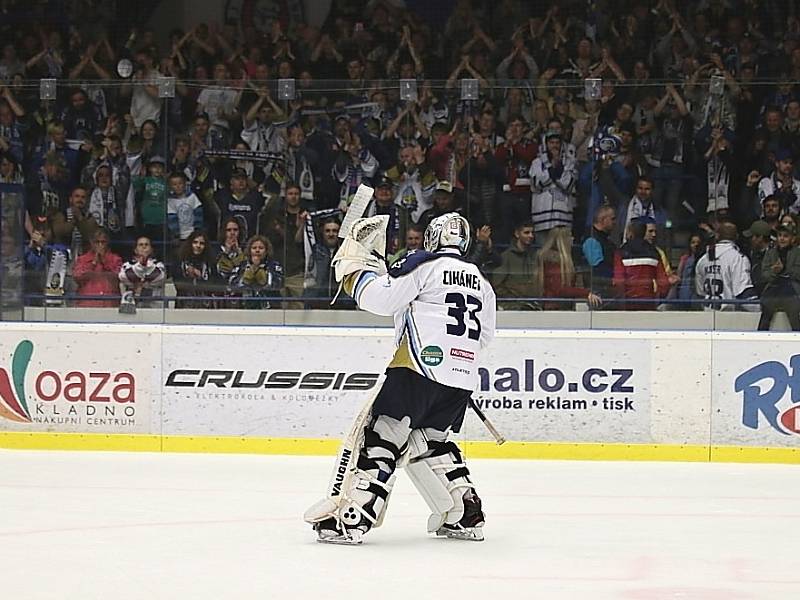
[344,249,496,391]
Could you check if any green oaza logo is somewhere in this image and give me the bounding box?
[0,340,33,423]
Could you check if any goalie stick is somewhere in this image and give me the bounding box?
[469,398,506,445]
[339,183,375,239]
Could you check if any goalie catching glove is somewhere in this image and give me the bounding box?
[331,215,389,283]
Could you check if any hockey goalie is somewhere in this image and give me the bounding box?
[303,210,497,545]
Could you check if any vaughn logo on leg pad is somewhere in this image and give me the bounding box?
[331,448,352,497]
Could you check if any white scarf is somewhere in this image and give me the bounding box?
[706,154,730,212]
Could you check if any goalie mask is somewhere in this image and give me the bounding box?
[424,213,471,255]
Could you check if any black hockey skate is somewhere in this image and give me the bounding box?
[435,492,485,541]
[313,502,374,546]
[314,518,364,545]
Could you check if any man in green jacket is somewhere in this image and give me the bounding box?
[492,221,538,310]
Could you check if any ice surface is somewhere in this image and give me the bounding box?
[1,450,799,599]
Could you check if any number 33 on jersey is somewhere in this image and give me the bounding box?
[344,249,497,391]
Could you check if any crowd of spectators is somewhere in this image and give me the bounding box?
[2,0,800,319]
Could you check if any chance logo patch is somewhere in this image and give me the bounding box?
[420,346,444,367]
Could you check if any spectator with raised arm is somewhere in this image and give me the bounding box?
[0,85,26,164]
[530,130,577,234]
[132,155,168,247]
[261,183,309,308]
[333,130,378,211]
[120,49,161,130]
[495,115,538,244]
[196,62,241,147]
[386,24,425,79]
[648,84,692,230]
[496,30,539,87]
[385,143,436,224]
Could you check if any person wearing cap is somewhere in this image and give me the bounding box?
[744,219,773,296]
[541,118,575,161]
[757,148,800,214]
[363,175,410,256]
[417,180,461,231]
[214,168,264,244]
[758,222,800,330]
[26,151,71,225]
[529,129,577,234]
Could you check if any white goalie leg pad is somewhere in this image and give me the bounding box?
[405,429,476,533]
[333,415,411,534]
[304,392,376,525]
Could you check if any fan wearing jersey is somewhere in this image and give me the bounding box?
[694,222,758,311]
[313,212,496,544]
